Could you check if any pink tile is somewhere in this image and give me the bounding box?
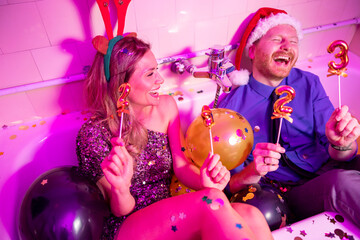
[133,0,176,31]
[0,3,49,53]
[31,44,83,80]
[195,17,229,51]
[36,0,89,46]
[0,51,42,89]
[0,92,36,126]
[0,0,8,5]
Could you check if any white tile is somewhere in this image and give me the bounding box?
[286,1,323,29]
[0,92,36,126]
[26,81,85,118]
[0,51,42,89]
[195,17,229,51]
[8,0,36,3]
[213,0,247,18]
[31,44,83,81]
[341,0,360,21]
[133,0,176,31]
[0,0,8,5]
[36,0,89,45]
[0,3,50,53]
[158,22,195,58]
[176,0,213,22]
[76,41,97,69]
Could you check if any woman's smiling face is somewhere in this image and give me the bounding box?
[127,50,164,108]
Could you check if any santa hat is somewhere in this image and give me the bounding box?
[229,7,303,86]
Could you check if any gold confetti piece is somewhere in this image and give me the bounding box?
[254,126,260,132]
[0,152,4,156]
[32,124,37,128]
[9,135,17,140]
[39,121,46,125]
[19,125,29,130]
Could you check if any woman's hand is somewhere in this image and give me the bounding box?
[200,153,230,191]
[101,137,134,193]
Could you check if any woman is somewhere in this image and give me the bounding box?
[76,35,272,240]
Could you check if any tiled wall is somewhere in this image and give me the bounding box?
[0,0,360,126]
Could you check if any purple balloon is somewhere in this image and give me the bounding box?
[19,166,110,240]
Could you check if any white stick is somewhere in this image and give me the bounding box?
[209,129,214,156]
[338,75,342,108]
[119,112,124,139]
[276,118,283,145]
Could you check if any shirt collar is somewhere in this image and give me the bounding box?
[248,73,287,99]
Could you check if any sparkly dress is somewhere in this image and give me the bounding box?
[76,118,173,240]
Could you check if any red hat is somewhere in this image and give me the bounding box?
[234,7,303,70]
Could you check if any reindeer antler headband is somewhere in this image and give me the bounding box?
[92,0,135,82]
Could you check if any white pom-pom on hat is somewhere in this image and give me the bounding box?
[227,69,250,86]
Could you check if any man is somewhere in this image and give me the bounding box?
[219,7,360,227]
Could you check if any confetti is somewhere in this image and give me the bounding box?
[235,223,242,229]
[0,152,4,156]
[197,90,203,94]
[213,136,219,142]
[335,214,344,223]
[181,147,185,152]
[286,227,293,233]
[170,215,176,222]
[179,212,186,219]
[254,126,260,132]
[210,198,224,210]
[9,135,17,140]
[325,232,335,238]
[171,225,177,232]
[2,125,8,129]
[19,125,29,130]
[178,97,184,101]
[41,179,48,185]
[300,230,307,236]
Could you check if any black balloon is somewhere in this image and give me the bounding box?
[19,166,110,240]
[230,184,289,231]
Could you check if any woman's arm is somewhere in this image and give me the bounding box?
[99,137,136,217]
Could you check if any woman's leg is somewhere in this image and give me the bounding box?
[231,202,273,240]
[116,188,267,240]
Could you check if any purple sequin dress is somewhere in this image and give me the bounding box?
[76,118,173,239]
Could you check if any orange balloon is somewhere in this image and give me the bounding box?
[185,108,254,170]
[170,175,195,196]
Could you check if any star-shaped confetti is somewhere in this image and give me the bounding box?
[330,218,336,224]
[41,179,48,185]
[170,215,176,222]
[181,147,185,152]
[300,230,307,236]
[171,225,177,232]
[325,232,335,238]
[213,136,219,142]
[286,227,293,233]
[179,212,186,220]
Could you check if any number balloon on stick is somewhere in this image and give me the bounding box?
[327,40,349,108]
[271,85,296,144]
[201,105,215,155]
[117,83,131,138]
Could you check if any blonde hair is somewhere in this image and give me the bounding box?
[85,36,151,156]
